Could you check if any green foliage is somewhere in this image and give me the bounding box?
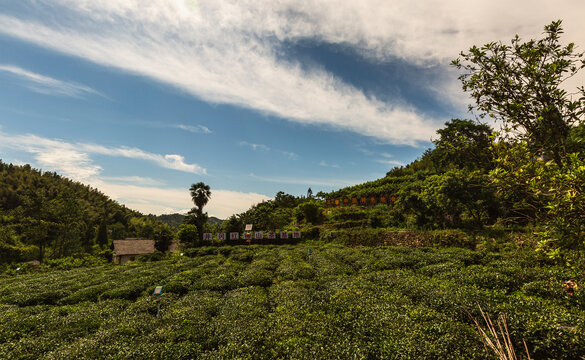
[293,201,325,225]
[532,154,585,260]
[153,224,174,252]
[177,224,199,247]
[432,119,494,170]
[221,214,244,234]
[0,245,583,359]
[137,250,168,262]
[236,191,310,231]
[96,217,108,249]
[186,182,212,243]
[151,213,185,229]
[453,20,585,167]
[43,255,108,270]
[489,143,547,224]
[0,160,172,264]
[189,182,211,212]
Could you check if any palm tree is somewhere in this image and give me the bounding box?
[190,182,211,213]
[188,182,211,244]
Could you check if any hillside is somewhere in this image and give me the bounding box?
[151,213,185,229]
[0,160,171,264]
[152,214,222,229]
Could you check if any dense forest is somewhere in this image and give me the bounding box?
[0,161,173,265]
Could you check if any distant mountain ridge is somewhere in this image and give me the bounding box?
[152,213,223,228]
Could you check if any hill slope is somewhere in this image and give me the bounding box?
[0,160,169,263]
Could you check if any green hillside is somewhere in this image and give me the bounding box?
[0,244,582,359]
[151,213,185,229]
[0,160,172,264]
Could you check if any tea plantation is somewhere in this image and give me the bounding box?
[1,245,583,359]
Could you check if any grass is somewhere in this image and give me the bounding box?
[467,304,532,360]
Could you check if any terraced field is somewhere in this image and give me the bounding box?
[1,245,583,359]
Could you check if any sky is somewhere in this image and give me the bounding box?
[1,1,584,218]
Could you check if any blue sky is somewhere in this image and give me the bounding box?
[1,1,584,218]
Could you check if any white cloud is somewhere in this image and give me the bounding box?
[375,159,405,167]
[89,179,269,218]
[0,129,266,217]
[319,160,340,168]
[0,130,205,180]
[99,176,164,186]
[76,144,206,175]
[2,2,583,144]
[0,132,103,180]
[240,141,270,151]
[175,124,212,134]
[280,151,299,160]
[374,152,404,167]
[0,1,447,145]
[0,64,104,98]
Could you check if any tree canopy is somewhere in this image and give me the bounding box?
[452,20,585,166]
[189,182,211,213]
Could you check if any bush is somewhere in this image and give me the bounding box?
[294,201,325,225]
[137,251,167,262]
[44,255,107,270]
[1,244,584,359]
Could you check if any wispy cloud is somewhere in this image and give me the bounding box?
[0,1,465,145]
[375,159,405,167]
[319,160,340,168]
[249,172,355,187]
[374,152,404,167]
[240,141,270,151]
[99,176,164,187]
[280,151,299,160]
[79,143,206,174]
[0,128,265,217]
[2,3,582,145]
[0,130,206,181]
[174,124,212,134]
[239,142,299,160]
[0,64,105,99]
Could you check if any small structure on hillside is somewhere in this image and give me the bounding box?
[112,238,155,265]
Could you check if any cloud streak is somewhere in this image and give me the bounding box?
[0,64,104,98]
[1,3,582,146]
[0,128,266,217]
[0,130,205,180]
[0,1,454,145]
[174,124,212,134]
[240,141,270,152]
[319,160,340,168]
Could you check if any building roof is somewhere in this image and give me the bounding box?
[113,239,155,256]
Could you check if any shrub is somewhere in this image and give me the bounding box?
[137,251,167,262]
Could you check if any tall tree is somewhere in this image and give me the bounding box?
[96,217,108,249]
[190,182,211,213]
[188,182,211,243]
[432,119,494,171]
[452,20,585,167]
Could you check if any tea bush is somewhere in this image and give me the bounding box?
[0,244,583,359]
